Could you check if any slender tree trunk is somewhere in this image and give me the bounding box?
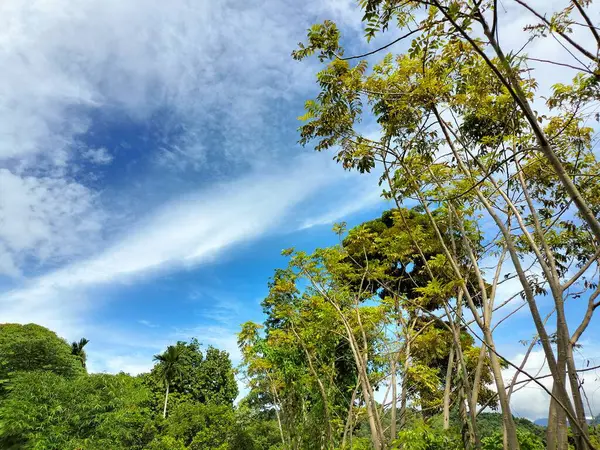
[451,311,481,449]
[354,300,385,444]
[484,326,518,450]
[399,333,411,430]
[292,325,333,446]
[339,306,384,449]
[163,383,169,418]
[266,374,288,449]
[390,357,397,441]
[404,161,504,447]
[458,381,472,450]
[302,268,385,448]
[470,344,486,412]
[566,342,590,449]
[341,382,359,449]
[443,347,455,430]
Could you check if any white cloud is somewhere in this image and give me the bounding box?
[0,155,333,333]
[81,147,113,165]
[504,348,600,421]
[0,0,355,170]
[0,0,362,279]
[0,168,105,277]
[88,351,156,375]
[299,182,385,230]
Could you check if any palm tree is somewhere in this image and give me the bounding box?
[153,345,184,418]
[71,338,90,369]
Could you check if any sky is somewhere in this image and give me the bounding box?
[0,0,599,421]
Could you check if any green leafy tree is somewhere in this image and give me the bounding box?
[293,2,600,447]
[196,346,238,406]
[0,323,84,383]
[147,339,238,415]
[228,398,282,450]
[153,345,185,418]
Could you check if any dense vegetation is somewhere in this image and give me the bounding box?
[0,320,596,449]
[0,323,282,449]
[2,1,600,449]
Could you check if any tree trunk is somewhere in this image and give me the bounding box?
[458,381,471,450]
[293,324,333,446]
[341,382,359,449]
[547,383,569,450]
[566,342,589,449]
[390,357,397,441]
[340,308,384,449]
[483,327,520,450]
[470,344,486,413]
[163,382,169,418]
[443,347,455,430]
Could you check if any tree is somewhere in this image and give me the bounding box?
[293,2,600,448]
[71,337,90,369]
[147,339,238,414]
[196,346,238,406]
[228,398,282,450]
[0,323,84,383]
[0,324,245,449]
[239,210,504,449]
[153,345,185,418]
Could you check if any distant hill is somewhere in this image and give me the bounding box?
[477,413,545,439]
[534,416,598,427]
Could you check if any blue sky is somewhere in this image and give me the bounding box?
[0,0,389,370]
[0,0,599,420]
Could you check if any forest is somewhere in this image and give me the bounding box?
[2,0,600,449]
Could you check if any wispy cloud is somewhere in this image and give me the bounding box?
[0,168,105,277]
[81,147,113,165]
[138,319,159,328]
[0,155,333,333]
[300,186,385,230]
[0,0,359,279]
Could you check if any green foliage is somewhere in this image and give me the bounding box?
[0,324,247,450]
[0,323,84,383]
[0,371,155,449]
[392,420,461,450]
[146,435,187,450]
[148,340,238,408]
[228,401,282,450]
[481,429,544,450]
[164,402,234,449]
[477,413,545,441]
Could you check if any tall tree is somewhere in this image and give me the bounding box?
[293,3,600,448]
[153,345,185,418]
